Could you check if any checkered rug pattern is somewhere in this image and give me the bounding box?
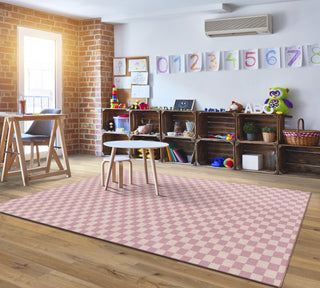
[0,172,310,287]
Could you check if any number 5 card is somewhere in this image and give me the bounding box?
[242,49,259,70]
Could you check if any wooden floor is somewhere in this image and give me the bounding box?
[0,154,319,288]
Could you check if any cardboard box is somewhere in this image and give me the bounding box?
[242,154,263,170]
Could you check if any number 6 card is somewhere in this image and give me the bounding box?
[260,48,281,69]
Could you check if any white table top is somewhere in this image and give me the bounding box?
[103,140,168,149]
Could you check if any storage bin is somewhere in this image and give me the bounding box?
[242,154,263,170]
[114,115,129,132]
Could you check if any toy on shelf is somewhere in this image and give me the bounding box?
[223,158,234,168]
[110,85,125,108]
[139,103,148,110]
[229,101,244,113]
[264,87,293,114]
[211,157,225,167]
[104,119,115,131]
[130,100,140,109]
[110,85,119,108]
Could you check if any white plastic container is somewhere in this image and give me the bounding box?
[114,116,129,132]
[242,154,263,170]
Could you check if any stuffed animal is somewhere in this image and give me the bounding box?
[264,87,293,114]
[229,101,244,113]
[104,120,115,131]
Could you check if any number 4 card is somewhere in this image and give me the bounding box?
[223,50,239,71]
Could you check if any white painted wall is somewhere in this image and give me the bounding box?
[114,0,320,130]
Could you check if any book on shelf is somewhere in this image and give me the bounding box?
[166,146,173,162]
[168,142,178,162]
[173,149,188,163]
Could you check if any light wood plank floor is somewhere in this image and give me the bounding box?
[0,154,319,288]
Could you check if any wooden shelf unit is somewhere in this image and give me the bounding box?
[196,139,235,167]
[236,113,285,143]
[101,109,319,177]
[278,144,320,176]
[161,110,197,139]
[129,109,161,140]
[197,111,236,139]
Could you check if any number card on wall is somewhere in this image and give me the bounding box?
[170,55,185,73]
[285,46,302,68]
[307,44,320,67]
[242,49,259,70]
[187,53,202,72]
[260,48,281,69]
[223,50,239,71]
[156,56,169,74]
[205,51,220,71]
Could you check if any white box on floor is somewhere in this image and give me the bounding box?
[242,154,263,170]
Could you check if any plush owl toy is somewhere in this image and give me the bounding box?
[264,87,293,114]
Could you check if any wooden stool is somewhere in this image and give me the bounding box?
[101,155,132,188]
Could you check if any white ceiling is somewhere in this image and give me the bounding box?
[2,0,299,23]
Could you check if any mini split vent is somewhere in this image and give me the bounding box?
[205,14,272,37]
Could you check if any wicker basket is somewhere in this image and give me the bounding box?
[283,118,320,146]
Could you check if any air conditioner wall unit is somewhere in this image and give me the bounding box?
[205,14,272,37]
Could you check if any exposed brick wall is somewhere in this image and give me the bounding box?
[79,19,114,155]
[0,2,114,155]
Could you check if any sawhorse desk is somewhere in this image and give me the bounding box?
[0,113,71,186]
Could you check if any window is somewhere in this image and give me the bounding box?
[18,27,62,159]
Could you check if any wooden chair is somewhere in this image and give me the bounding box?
[101,155,132,188]
[20,108,61,168]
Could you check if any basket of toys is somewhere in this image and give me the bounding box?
[283,118,320,146]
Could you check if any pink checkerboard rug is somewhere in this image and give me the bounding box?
[0,172,310,287]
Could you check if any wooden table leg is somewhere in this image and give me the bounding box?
[142,148,148,184]
[0,117,9,164]
[1,120,15,182]
[13,120,29,186]
[118,161,123,188]
[57,118,71,177]
[149,148,159,196]
[105,147,117,190]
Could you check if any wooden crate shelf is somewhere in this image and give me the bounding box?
[236,113,285,143]
[278,144,320,175]
[162,138,195,164]
[129,135,161,160]
[100,109,319,177]
[130,109,161,138]
[235,142,278,173]
[197,112,235,139]
[196,139,235,167]
[161,110,197,138]
[102,133,129,155]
